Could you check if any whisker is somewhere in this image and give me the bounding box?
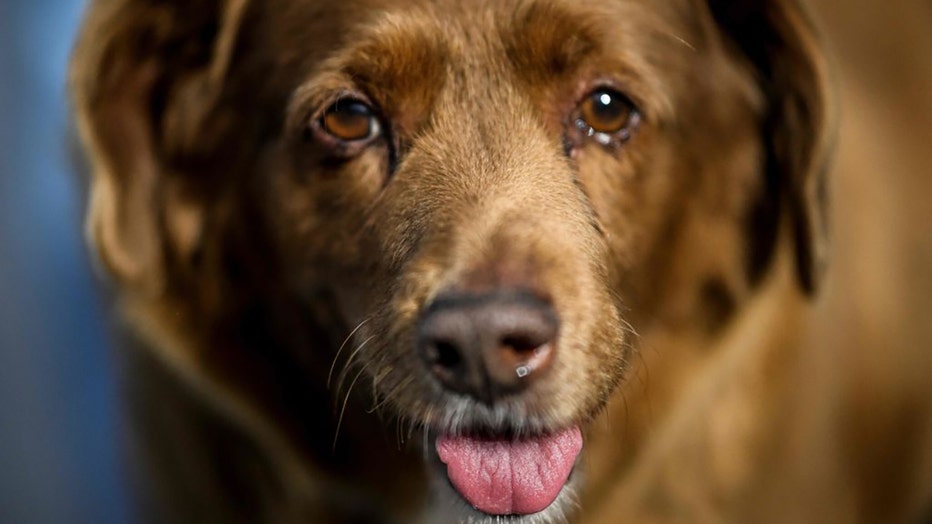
[406,412,420,442]
[333,334,377,398]
[619,315,640,339]
[396,414,408,449]
[327,318,371,389]
[367,376,413,414]
[369,350,406,393]
[422,406,434,461]
[332,366,367,451]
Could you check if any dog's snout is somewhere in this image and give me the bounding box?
[417,290,558,403]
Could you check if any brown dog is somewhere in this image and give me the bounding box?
[70,0,931,522]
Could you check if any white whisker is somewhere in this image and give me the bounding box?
[327,318,370,389]
[332,366,367,450]
[333,334,377,398]
[367,376,413,414]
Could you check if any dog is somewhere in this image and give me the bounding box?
[70,0,932,522]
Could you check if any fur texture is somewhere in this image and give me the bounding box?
[70,0,931,522]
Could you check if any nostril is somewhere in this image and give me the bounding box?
[421,337,469,393]
[432,340,462,370]
[501,335,544,356]
[418,289,559,401]
[498,333,554,380]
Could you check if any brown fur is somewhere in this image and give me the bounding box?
[70,0,931,522]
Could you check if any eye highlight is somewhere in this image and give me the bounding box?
[320,98,381,142]
[573,88,640,146]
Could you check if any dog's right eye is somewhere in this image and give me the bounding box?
[319,99,381,142]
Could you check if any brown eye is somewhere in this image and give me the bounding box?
[320,99,380,141]
[577,89,638,140]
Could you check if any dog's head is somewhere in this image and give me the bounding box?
[72,0,830,520]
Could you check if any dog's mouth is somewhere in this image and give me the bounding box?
[433,425,583,516]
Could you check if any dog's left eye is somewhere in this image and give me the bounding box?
[574,88,640,145]
[320,99,381,142]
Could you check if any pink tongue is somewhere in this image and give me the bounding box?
[436,426,582,515]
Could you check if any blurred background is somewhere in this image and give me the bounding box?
[0,0,134,523]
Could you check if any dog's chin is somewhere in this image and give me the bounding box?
[421,428,585,524]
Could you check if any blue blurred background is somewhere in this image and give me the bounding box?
[0,1,133,522]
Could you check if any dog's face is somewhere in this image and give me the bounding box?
[72,0,828,521]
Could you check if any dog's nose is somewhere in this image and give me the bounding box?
[417,290,558,403]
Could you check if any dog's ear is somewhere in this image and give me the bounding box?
[71,0,250,291]
[707,0,833,295]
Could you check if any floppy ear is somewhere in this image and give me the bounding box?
[71,0,250,292]
[707,0,834,295]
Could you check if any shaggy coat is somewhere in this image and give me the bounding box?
[70,0,931,522]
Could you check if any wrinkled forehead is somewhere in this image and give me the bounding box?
[268,0,707,122]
